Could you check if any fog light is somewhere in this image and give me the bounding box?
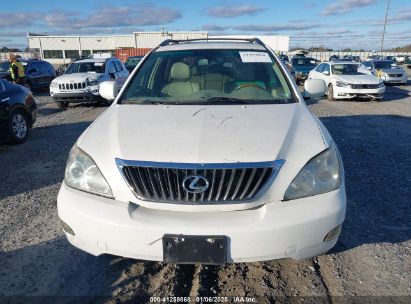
[324,224,342,242]
[60,219,75,236]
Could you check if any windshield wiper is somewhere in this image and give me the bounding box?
[121,99,183,105]
[122,100,170,105]
[204,97,258,104]
[204,97,293,104]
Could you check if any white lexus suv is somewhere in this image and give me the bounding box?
[50,55,129,108]
[57,38,346,264]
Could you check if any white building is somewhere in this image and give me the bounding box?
[27,32,290,65]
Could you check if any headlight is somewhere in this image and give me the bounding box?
[50,82,58,88]
[284,142,342,200]
[87,79,100,86]
[64,145,113,197]
[336,81,351,87]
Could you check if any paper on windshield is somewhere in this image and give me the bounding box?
[94,62,104,66]
[239,52,272,63]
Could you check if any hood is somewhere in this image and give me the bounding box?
[53,72,103,83]
[77,103,331,207]
[334,73,380,84]
[79,104,327,165]
[381,68,405,74]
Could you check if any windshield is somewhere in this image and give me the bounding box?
[374,61,393,70]
[65,62,105,74]
[120,49,294,105]
[0,62,10,72]
[292,58,317,66]
[125,57,142,68]
[332,64,362,75]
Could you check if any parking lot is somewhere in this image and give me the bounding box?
[0,70,410,303]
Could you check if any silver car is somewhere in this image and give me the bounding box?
[362,60,407,85]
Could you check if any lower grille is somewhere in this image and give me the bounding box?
[351,84,379,89]
[116,159,284,204]
[54,95,95,101]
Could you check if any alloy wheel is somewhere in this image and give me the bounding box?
[11,114,27,139]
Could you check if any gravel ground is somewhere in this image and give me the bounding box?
[0,72,410,303]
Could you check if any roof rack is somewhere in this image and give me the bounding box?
[158,37,266,47]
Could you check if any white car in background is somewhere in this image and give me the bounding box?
[57,38,346,264]
[50,55,129,108]
[395,55,409,64]
[308,61,385,101]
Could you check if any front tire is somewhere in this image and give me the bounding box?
[56,101,69,109]
[327,84,336,101]
[8,110,30,144]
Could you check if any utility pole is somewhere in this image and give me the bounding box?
[312,32,316,52]
[380,0,390,53]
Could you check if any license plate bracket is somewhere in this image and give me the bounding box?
[163,234,227,265]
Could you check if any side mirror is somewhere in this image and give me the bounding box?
[303,79,326,99]
[322,70,330,75]
[99,80,118,101]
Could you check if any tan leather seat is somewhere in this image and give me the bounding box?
[199,63,232,92]
[161,62,199,98]
[190,66,199,83]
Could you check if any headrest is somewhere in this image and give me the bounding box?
[235,64,255,81]
[170,62,190,80]
[198,59,208,66]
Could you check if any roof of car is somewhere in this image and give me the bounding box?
[367,59,392,63]
[325,61,359,65]
[75,58,108,63]
[292,57,316,60]
[156,41,267,52]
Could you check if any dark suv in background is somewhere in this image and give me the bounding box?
[0,59,56,91]
[290,57,318,84]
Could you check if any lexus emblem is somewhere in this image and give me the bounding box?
[182,175,209,194]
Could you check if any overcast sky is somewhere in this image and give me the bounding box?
[0,0,410,50]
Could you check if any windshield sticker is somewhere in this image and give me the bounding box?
[94,62,104,66]
[239,52,272,63]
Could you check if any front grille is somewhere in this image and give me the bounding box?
[351,84,379,89]
[59,82,87,90]
[117,159,284,204]
[388,74,402,77]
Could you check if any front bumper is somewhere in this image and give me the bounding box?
[57,183,346,263]
[50,87,100,103]
[381,74,408,84]
[333,86,385,99]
